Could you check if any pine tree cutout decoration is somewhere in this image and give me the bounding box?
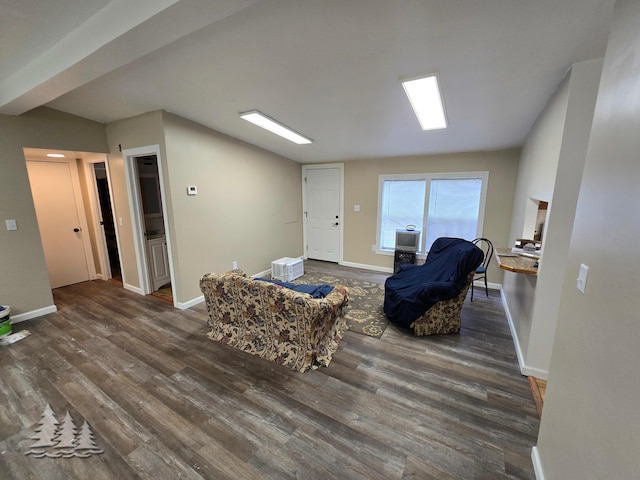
[25,404,104,458]
[25,403,59,457]
[53,411,78,457]
[75,420,104,457]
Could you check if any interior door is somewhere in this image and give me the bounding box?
[26,160,91,288]
[306,167,341,262]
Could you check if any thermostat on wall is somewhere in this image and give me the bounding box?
[187,186,197,196]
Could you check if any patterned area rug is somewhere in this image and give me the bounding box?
[293,272,388,338]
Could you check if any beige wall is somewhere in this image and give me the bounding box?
[342,149,519,284]
[162,112,303,304]
[105,110,166,291]
[535,0,640,477]
[0,108,108,316]
[503,60,602,378]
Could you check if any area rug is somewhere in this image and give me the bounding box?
[293,272,388,338]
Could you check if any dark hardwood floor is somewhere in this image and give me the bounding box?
[0,261,539,479]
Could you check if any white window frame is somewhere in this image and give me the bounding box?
[376,171,489,257]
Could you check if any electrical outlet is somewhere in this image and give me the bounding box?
[5,219,17,231]
[371,244,376,251]
[232,261,238,269]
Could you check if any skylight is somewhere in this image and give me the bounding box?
[239,110,312,145]
[401,74,448,130]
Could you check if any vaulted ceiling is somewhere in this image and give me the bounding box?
[1,0,614,163]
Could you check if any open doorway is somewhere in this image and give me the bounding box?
[122,145,175,306]
[93,162,121,281]
[136,155,172,303]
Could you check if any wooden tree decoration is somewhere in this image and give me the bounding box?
[54,411,77,456]
[25,403,59,456]
[75,420,104,456]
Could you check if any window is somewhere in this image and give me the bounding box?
[377,172,488,254]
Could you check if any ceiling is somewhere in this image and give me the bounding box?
[1,0,614,164]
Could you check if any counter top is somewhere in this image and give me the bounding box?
[495,248,539,275]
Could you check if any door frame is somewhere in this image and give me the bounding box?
[25,156,97,283]
[301,163,344,264]
[122,145,176,305]
[82,155,116,281]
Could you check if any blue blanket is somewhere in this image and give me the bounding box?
[383,237,484,328]
[256,278,334,299]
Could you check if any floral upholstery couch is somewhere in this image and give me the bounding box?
[410,272,474,336]
[199,269,349,372]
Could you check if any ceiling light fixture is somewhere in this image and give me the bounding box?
[239,110,312,145]
[46,153,66,158]
[401,74,448,130]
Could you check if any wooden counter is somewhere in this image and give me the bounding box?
[495,248,539,275]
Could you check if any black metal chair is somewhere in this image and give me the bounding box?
[471,238,493,301]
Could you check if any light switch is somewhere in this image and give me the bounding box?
[577,263,589,294]
[354,204,361,212]
[5,219,17,231]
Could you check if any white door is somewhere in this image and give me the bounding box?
[147,236,170,290]
[26,161,91,288]
[306,167,341,262]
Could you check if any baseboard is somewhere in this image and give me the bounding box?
[176,295,204,310]
[253,268,272,279]
[123,283,145,295]
[531,447,545,480]
[339,261,393,274]
[472,279,501,291]
[10,305,58,323]
[500,288,549,380]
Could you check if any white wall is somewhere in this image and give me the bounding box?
[503,60,602,378]
[534,0,640,477]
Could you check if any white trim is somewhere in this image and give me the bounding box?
[339,261,393,274]
[122,145,177,307]
[123,283,145,295]
[531,447,545,480]
[253,268,272,279]
[472,279,501,291]
[10,305,57,323]
[500,287,549,380]
[82,156,112,280]
[176,295,204,310]
[302,163,344,263]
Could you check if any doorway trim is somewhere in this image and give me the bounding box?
[122,145,177,306]
[301,163,344,264]
[82,155,115,281]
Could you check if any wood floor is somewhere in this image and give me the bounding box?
[0,261,539,479]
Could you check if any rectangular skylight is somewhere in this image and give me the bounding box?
[401,74,448,130]
[239,110,312,144]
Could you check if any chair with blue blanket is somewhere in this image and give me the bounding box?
[383,237,484,336]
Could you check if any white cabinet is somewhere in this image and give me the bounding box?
[147,236,170,291]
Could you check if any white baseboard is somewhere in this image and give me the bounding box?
[339,261,393,274]
[253,268,272,279]
[10,305,58,323]
[123,283,145,295]
[531,447,545,480]
[176,295,204,310]
[500,288,549,380]
[472,279,501,291]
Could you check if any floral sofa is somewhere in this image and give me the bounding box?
[199,269,349,372]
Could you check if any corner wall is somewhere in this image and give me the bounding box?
[502,59,602,378]
[535,0,640,477]
[162,112,303,304]
[0,108,108,317]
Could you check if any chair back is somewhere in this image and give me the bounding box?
[472,238,494,271]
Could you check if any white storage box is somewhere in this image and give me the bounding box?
[271,257,304,282]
